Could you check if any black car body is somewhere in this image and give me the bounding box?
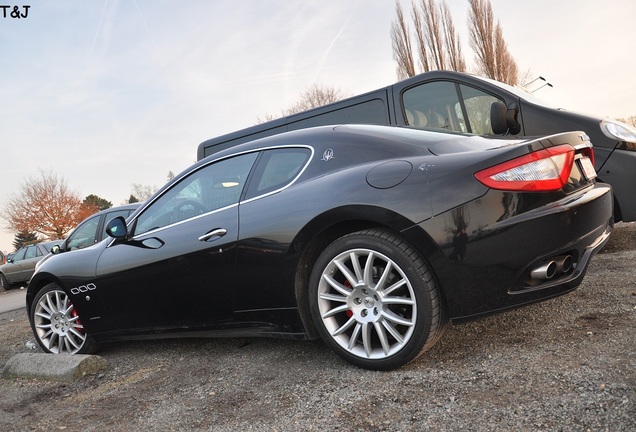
[199,70,636,222]
[0,240,62,289]
[28,125,612,370]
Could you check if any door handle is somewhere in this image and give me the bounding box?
[198,228,227,242]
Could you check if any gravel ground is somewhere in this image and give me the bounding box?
[1,223,634,432]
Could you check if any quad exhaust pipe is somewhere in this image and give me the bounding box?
[530,255,574,280]
[555,255,573,274]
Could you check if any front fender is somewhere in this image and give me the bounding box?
[26,243,108,334]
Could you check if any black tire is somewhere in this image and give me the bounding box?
[309,229,447,370]
[30,283,96,354]
[0,273,11,291]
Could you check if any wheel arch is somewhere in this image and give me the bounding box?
[292,205,443,339]
[26,273,66,314]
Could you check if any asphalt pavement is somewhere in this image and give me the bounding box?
[0,288,26,314]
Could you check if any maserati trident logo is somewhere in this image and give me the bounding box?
[322,148,334,161]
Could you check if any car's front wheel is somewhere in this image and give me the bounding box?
[309,229,446,370]
[30,283,95,354]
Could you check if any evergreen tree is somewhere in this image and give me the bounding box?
[13,230,39,250]
[84,194,113,211]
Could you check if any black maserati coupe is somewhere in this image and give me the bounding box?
[27,124,613,370]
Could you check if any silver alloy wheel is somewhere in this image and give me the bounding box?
[33,289,86,354]
[317,248,417,360]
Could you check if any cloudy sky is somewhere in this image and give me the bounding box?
[1,0,635,252]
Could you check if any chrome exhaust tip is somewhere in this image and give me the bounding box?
[555,255,573,274]
[530,261,557,280]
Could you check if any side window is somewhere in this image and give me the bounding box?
[457,84,503,135]
[67,214,101,250]
[12,248,26,262]
[402,81,465,132]
[134,152,258,236]
[244,148,312,200]
[25,245,41,259]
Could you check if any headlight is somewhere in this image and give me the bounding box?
[600,119,636,143]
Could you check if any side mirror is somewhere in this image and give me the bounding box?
[490,101,508,135]
[50,245,61,255]
[106,216,128,239]
[505,102,521,135]
[490,101,521,135]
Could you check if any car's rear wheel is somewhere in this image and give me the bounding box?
[30,283,95,354]
[0,273,11,291]
[309,229,446,370]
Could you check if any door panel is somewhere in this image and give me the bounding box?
[18,245,42,282]
[93,152,259,332]
[95,207,239,332]
[4,248,26,283]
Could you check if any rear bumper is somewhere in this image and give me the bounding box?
[419,183,614,323]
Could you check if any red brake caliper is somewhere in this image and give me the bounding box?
[71,307,84,334]
[344,280,353,318]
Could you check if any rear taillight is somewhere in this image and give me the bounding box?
[475,145,575,191]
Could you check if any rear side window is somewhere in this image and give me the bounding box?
[25,246,41,259]
[244,148,312,200]
[457,84,502,135]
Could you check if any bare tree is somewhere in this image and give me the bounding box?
[440,2,466,72]
[617,116,636,127]
[129,183,157,202]
[411,1,429,73]
[468,0,518,85]
[390,0,466,79]
[126,170,173,203]
[2,169,97,240]
[391,1,416,80]
[258,84,349,123]
[420,0,445,69]
[283,84,349,115]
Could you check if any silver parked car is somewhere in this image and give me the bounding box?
[0,240,62,290]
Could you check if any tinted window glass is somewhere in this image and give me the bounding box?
[402,81,462,132]
[135,153,258,236]
[67,214,100,250]
[458,84,503,135]
[25,245,41,259]
[245,148,311,199]
[13,248,26,261]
